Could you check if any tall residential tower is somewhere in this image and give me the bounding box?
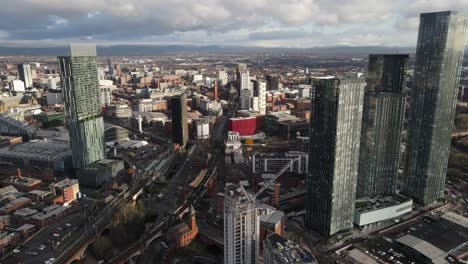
[305,78,365,236]
[171,94,189,147]
[357,54,408,198]
[224,184,259,264]
[17,64,33,89]
[58,44,105,169]
[403,11,467,205]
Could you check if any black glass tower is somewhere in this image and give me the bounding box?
[357,54,408,198]
[305,78,365,236]
[171,94,188,147]
[403,11,467,205]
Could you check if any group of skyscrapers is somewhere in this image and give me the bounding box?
[305,11,467,237]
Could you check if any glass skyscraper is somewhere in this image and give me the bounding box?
[403,11,467,205]
[17,64,33,88]
[306,78,365,236]
[171,94,188,147]
[58,44,105,169]
[357,54,408,198]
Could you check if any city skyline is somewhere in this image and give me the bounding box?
[0,1,467,47]
[0,6,466,264]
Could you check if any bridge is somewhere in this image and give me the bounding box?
[109,157,219,263]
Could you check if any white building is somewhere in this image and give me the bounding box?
[354,196,413,227]
[135,99,153,112]
[10,80,25,93]
[196,122,210,140]
[224,184,259,264]
[252,151,309,174]
[46,77,60,90]
[239,71,250,91]
[100,86,112,106]
[193,74,203,83]
[217,69,228,85]
[253,80,267,114]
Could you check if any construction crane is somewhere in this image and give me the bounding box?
[241,157,301,203]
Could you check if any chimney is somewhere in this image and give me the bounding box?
[17,168,21,178]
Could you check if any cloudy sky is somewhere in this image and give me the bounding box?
[0,0,467,47]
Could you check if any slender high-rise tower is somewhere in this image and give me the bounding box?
[108,58,114,76]
[357,54,408,198]
[58,44,105,169]
[224,184,259,264]
[403,11,467,205]
[305,78,365,237]
[17,64,33,88]
[171,94,188,147]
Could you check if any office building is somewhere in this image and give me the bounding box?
[264,233,317,264]
[49,178,80,204]
[217,68,228,85]
[240,89,252,110]
[58,44,106,169]
[0,114,36,140]
[224,184,259,264]
[0,139,72,180]
[171,94,188,147]
[266,75,280,90]
[403,11,467,205]
[17,64,33,88]
[357,54,408,198]
[252,151,309,174]
[77,159,124,187]
[253,80,267,114]
[108,58,114,76]
[10,80,25,93]
[305,78,365,236]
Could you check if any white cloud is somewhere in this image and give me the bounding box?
[0,0,466,47]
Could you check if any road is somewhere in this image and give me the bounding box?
[5,214,84,264]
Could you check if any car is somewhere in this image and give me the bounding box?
[53,233,60,237]
[56,227,63,231]
[65,223,72,227]
[13,248,20,254]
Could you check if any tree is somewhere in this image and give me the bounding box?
[92,237,113,260]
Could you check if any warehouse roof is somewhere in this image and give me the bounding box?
[0,139,71,161]
[396,235,447,264]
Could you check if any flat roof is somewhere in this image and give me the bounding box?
[52,178,78,189]
[260,210,284,225]
[441,212,468,229]
[0,140,71,161]
[265,233,316,263]
[13,208,38,217]
[355,195,412,213]
[396,235,447,263]
[408,217,468,252]
[3,176,41,187]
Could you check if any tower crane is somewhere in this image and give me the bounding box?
[240,157,301,203]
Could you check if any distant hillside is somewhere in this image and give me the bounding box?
[0,45,418,56]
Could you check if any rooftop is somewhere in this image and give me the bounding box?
[0,114,36,133]
[3,176,42,187]
[396,235,447,263]
[51,178,78,189]
[0,139,71,161]
[355,195,412,213]
[264,233,316,264]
